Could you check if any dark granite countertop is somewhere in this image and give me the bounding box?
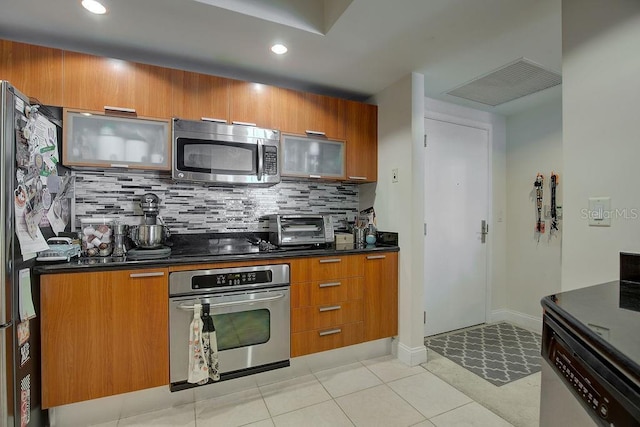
[541,280,640,382]
[35,242,399,274]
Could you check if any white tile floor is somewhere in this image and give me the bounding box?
[94,354,533,427]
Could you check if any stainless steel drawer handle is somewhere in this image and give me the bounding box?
[366,255,387,260]
[104,105,136,114]
[110,163,129,168]
[232,120,257,127]
[348,176,367,181]
[319,305,341,312]
[201,117,227,123]
[319,328,342,337]
[309,174,322,179]
[319,282,341,288]
[177,293,285,310]
[129,272,165,278]
[305,130,326,136]
[319,259,341,264]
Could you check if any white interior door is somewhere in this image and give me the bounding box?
[424,118,489,337]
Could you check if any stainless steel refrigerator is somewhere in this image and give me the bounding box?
[1,81,48,427]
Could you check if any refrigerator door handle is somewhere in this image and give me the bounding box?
[0,81,11,327]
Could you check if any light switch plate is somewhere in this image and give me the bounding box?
[588,197,611,226]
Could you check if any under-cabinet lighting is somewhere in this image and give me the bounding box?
[270,44,288,55]
[81,0,107,15]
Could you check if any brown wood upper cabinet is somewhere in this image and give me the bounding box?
[40,268,169,408]
[62,51,173,118]
[229,79,279,129]
[0,40,63,106]
[277,88,346,140]
[346,101,378,182]
[172,70,230,122]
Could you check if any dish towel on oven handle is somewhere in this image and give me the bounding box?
[201,303,220,381]
[187,303,209,385]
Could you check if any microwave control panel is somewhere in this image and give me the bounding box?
[264,146,278,175]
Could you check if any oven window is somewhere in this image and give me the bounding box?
[177,138,256,174]
[213,309,270,351]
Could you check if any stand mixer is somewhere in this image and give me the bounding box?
[128,193,171,259]
[141,193,160,225]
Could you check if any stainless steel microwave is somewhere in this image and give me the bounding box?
[172,118,280,185]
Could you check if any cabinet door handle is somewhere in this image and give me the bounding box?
[232,121,257,127]
[319,305,341,312]
[104,106,136,114]
[201,117,227,123]
[305,130,326,137]
[348,176,367,181]
[319,258,341,264]
[319,282,341,288]
[309,174,322,179]
[366,255,386,260]
[319,328,342,337]
[129,271,165,278]
[110,163,129,168]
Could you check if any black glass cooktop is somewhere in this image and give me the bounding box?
[543,280,640,369]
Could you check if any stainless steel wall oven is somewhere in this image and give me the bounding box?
[169,264,290,391]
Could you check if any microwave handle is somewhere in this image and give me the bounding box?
[257,138,264,181]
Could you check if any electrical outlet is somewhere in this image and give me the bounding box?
[392,168,398,183]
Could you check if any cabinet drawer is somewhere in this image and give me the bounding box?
[291,277,363,308]
[291,255,363,283]
[291,322,364,357]
[292,300,363,333]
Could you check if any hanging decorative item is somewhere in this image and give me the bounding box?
[550,172,559,232]
[534,173,545,236]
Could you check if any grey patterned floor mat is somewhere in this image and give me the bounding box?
[425,322,541,386]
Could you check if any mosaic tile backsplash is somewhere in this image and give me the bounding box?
[73,171,359,234]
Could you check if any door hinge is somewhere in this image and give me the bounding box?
[424,223,427,235]
[424,311,427,324]
[424,134,427,147]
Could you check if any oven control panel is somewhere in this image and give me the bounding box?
[548,333,638,426]
[169,264,289,296]
[192,270,273,289]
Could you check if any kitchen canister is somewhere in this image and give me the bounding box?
[80,217,114,257]
[353,227,366,248]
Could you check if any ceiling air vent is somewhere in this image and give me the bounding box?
[446,58,562,106]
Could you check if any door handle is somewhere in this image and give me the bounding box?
[129,271,165,278]
[176,293,286,311]
[480,220,489,244]
[257,138,264,181]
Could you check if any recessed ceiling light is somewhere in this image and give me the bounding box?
[81,0,107,15]
[270,44,288,55]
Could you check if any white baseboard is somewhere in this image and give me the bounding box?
[396,341,427,366]
[490,309,542,334]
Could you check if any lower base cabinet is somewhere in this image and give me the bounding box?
[363,252,399,341]
[290,251,398,356]
[40,268,169,408]
[291,322,364,356]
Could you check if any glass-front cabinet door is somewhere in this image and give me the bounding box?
[63,109,170,170]
[280,134,345,179]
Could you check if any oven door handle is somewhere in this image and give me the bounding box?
[176,293,286,311]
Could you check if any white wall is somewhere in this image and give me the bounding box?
[506,96,563,322]
[423,98,508,317]
[372,73,427,365]
[562,0,640,290]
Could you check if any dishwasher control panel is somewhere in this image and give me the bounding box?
[545,327,639,426]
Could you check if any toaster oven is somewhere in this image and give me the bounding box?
[266,215,334,247]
